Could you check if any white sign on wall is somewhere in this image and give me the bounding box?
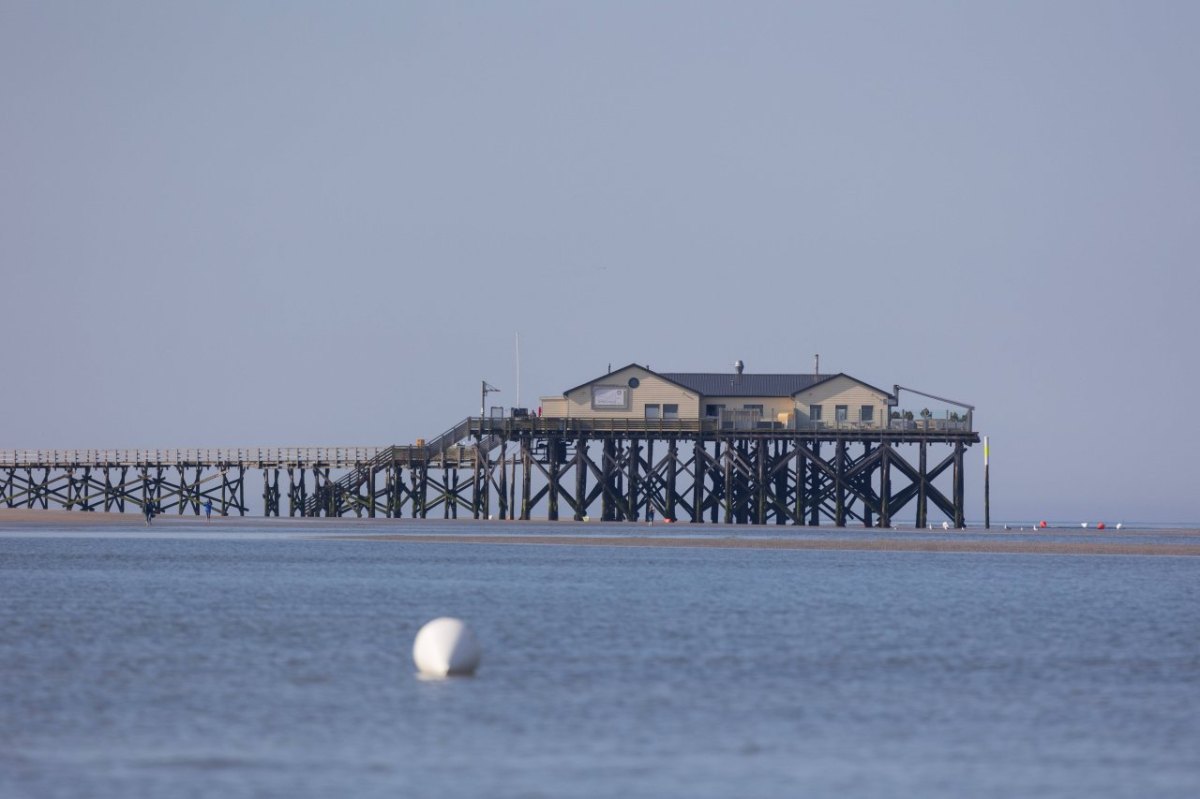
[592,385,629,409]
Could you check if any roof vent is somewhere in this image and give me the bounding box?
[734,359,744,376]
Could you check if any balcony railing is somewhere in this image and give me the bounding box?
[471,412,973,436]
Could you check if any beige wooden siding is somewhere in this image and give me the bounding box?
[539,396,568,416]
[702,395,795,423]
[793,376,889,428]
[562,366,700,419]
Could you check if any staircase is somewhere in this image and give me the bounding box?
[303,418,500,516]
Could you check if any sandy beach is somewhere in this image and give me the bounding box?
[0,508,148,525]
[3,508,1199,556]
[337,532,1200,557]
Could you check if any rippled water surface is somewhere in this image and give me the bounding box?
[2,521,1198,798]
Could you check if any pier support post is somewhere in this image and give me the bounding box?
[498,440,508,521]
[547,435,560,522]
[835,439,846,527]
[666,439,678,521]
[574,436,587,521]
[809,440,821,526]
[954,441,965,529]
[626,438,640,521]
[472,441,482,520]
[917,442,928,529]
[880,446,891,528]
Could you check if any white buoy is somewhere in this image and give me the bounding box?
[413,617,482,678]
[942,521,949,530]
[1116,523,1123,530]
[1081,522,1088,528]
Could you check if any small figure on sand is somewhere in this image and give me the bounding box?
[204,498,212,520]
[143,499,156,525]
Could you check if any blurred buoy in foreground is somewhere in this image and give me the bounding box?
[413,617,481,678]
[1081,522,1088,528]
[1096,522,1106,530]
[1039,520,1047,529]
[942,521,950,530]
[1116,523,1123,530]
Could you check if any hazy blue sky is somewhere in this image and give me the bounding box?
[2,2,1197,522]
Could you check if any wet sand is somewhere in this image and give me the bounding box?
[0,508,144,524]
[3,508,1199,556]
[338,533,1200,557]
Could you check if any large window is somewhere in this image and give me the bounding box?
[860,405,874,423]
[705,404,724,418]
[809,404,822,422]
[663,403,679,420]
[835,405,848,423]
[644,404,661,420]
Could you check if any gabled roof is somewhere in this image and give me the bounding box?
[561,363,698,396]
[790,373,894,399]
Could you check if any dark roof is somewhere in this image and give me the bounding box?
[562,365,895,400]
[661,372,825,397]
[662,372,894,400]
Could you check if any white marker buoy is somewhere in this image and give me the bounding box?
[942,521,949,530]
[413,617,482,678]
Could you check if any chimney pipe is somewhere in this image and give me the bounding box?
[734,359,744,376]
[814,354,820,375]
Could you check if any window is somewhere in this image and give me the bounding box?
[644,404,661,420]
[705,404,725,418]
[835,405,848,422]
[663,404,679,420]
[809,404,822,421]
[860,405,874,423]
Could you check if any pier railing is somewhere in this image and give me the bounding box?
[469,416,975,437]
[0,447,385,468]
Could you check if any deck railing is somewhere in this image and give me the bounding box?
[0,447,385,468]
[471,415,974,435]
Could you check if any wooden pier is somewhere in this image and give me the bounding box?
[1,417,979,527]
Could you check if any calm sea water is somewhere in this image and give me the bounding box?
[1,521,1198,798]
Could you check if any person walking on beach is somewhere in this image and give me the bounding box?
[143,499,155,525]
[204,498,212,520]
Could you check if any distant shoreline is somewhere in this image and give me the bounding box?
[3,508,1199,556]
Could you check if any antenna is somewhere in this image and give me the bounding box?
[515,331,521,408]
[814,354,820,375]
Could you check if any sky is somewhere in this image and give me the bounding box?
[2,2,1198,523]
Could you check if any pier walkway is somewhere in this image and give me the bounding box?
[1,417,979,527]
